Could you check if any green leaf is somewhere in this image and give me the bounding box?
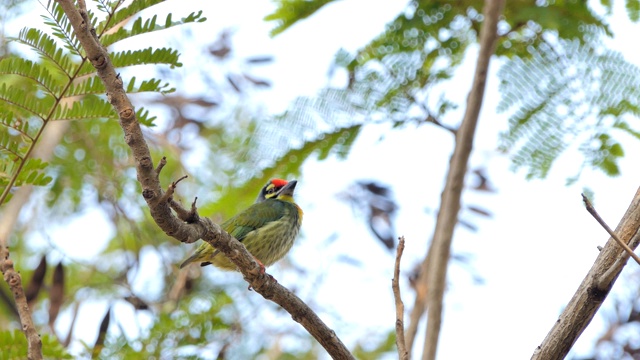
[627,0,640,22]
[0,57,65,96]
[41,1,83,56]
[0,83,56,119]
[12,27,80,77]
[95,0,164,35]
[101,11,206,47]
[53,94,115,121]
[265,0,337,36]
[125,76,174,94]
[0,330,72,359]
[136,107,157,127]
[65,75,106,97]
[498,36,640,180]
[110,47,182,69]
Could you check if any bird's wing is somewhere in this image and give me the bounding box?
[221,200,287,241]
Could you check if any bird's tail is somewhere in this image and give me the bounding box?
[179,253,199,269]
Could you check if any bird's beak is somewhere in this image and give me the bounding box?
[278,180,297,197]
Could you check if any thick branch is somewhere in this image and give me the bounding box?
[55,1,353,358]
[420,1,504,360]
[531,188,640,359]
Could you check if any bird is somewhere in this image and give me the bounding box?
[180,179,303,271]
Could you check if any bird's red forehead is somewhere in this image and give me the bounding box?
[271,178,288,187]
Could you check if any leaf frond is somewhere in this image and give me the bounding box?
[498,37,640,179]
[41,1,83,56]
[0,83,55,120]
[110,47,182,69]
[53,94,115,121]
[0,57,64,96]
[96,0,163,35]
[126,76,174,94]
[101,11,206,47]
[12,27,79,77]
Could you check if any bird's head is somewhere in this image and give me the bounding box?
[256,178,290,202]
[274,180,297,202]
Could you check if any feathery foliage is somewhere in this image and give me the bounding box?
[267,0,639,182]
[0,0,205,206]
[0,330,72,359]
[498,35,640,180]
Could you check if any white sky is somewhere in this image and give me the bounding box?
[8,0,640,359]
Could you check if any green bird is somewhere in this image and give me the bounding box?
[180,179,303,271]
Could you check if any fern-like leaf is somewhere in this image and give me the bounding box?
[0,84,56,120]
[42,1,83,56]
[101,11,206,47]
[52,95,115,121]
[12,28,79,77]
[0,57,64,96]
[95,0,163,35]
[126,76,174,94]
[110,47,182,69]
[0,330,72,360]
[498,37,640,179]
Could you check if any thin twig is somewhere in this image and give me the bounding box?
[392,236,409,360]
[582,193,640,266]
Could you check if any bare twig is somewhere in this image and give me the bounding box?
[392,236,409,360]
[582,194,640,265]
[531,188,640,359]
[56,1,353,358]
[420,1,505,359]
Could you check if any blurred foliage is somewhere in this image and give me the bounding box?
[352,330,397,360]
[267,0,640,182]
[0,329,72,359]
[498,32,640,181]
[264,0,338,36]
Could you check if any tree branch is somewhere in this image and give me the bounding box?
[531,188,640,359]
[392,236,409,360]
[55,1,353,358]
[420,1,505,359]
[0,250,42,360]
